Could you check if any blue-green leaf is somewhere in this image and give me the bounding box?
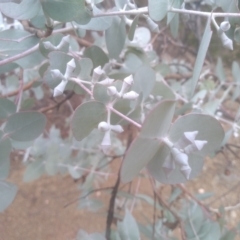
[84,46,109,69]
[169,113,224,156]
[121,137,160,183]
[4,111,46,141]
[0,131,11,180]
[0,181,17,212]
[41,0,86,22]
[0,29,40,68]
[117,209,140,240]
[0,98,16,120]
[105,16,126,59]
[147,143,204,184]
[72,101,107,141]
[0,0,41,20]
[128,14,140,41]
[133,65,155,101]
[189,18,212,98]
[77,5,112,31]
[148,0,168,22]
[140,100,176,138]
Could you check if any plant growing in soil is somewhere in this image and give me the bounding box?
[0,0,240,239]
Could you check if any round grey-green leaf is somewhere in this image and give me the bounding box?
[0,98,16,120]
[105,16,126,59]
[234,27,240,43]
[128,14,140,41]
[121,137,160,183]
[83,46,109,69]
[147,143,204,184]
[169,113,224,156]
[41,0,85,22]
[71,101,107,141]
[4,111,46,141]
[133,65,155,101]
[0,181,17,212]
[0,131,11,180]
[0,0,41,20]
[140,100,176,138]
[148,0,168,22]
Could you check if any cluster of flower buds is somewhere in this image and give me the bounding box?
[52,58,76,97]
[98,121,124,151]
[106,75,139,100]
[217,21,233,50]
[162,131,208,180]
[43,35,70,51]
[92,65,115,85]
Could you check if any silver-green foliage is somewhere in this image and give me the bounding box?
[0,0,240,238]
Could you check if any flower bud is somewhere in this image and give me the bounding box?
[122,91,139,100]
[56,35,70,50]
[184,140,208,154]
[110,124,124,133]
[119,75,134,95]
[98,78,115,86]
[98,121,110,132]
[107,86,119,97]
[51,69,65,80]
[175,131,198,149]
[64,59,76,79]
[53,80,68,97]
[101,130,111,150]
[162,154,175,178]
[220,21,230,32]
[146,17,160,33]
[42,41,56,50]
[180,165,191,180]
[171,148,189,166]
[219,32,233,50]
[124,75,134,85]
[92,66,104,82]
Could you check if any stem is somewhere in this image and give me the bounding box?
[105,125,133,239]
[0,44,39,67]
[108,105,141,129]
[105,170,121,240]
[92,6,240,18]
[70,78,93,97]
[93,7,148,17]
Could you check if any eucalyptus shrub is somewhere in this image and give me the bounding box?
[0,0,240,239]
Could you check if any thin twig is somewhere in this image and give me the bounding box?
[105,169,121,240]
[149,177,186,240]
[177,184,213,218]
[208,180,240,205]
[64,186,113,208]
[108,105,141,129]
[39,91,75,113]
[1,79,36,98]
[0,44,39,67]
[152,190,157,240]
[105,125,133,240]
